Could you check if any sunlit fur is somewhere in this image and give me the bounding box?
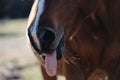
[27,0,45,50]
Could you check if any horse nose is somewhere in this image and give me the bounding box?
[39,28,56,45]
[37,27,56,53]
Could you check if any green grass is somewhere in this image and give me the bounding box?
[0,19,27,38]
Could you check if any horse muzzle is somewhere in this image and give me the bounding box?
[28,26,64,60]
[37,27,56,53]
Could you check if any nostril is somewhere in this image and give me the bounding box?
[41,29,56,44]
[37,28,56,52]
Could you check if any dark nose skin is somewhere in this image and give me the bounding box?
[37,27,56,54]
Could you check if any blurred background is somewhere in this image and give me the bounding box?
[0,0,42,80]
[0,0,43,80]
[0,0,65,80]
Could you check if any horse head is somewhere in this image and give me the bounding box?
[27,0,120,79]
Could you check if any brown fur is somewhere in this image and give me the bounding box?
[28,0,120,80]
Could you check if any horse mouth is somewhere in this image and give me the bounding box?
[39,31,64,77]
[43,37,64,77]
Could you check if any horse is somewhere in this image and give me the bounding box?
[27,0,120,80]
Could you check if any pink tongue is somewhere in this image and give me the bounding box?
[45,51,57,77]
